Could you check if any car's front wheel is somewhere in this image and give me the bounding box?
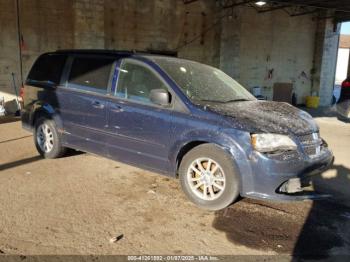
[179,144,240,210]
[34,117,67,159]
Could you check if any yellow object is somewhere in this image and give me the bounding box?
[306,96,320,108]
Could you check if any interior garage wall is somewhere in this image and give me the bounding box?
[0,0,75,104]
[19,0,75,80]
[103,0,221,65]
[0,0,21,103]
[220,7,317,104]
[312,17,340,106]
[0,0,339,108]
[0,0,220,102]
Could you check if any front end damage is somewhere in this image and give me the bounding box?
[276,156,334,199]
[239,132,334,201]
[210,100,334,201]
[278,178,304,194]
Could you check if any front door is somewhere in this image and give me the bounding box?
[106,58,173,172]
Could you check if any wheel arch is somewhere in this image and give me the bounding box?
[171,132,246,176]
[171,130,253,197]
[31,103,63,130]
[175,140,208,177]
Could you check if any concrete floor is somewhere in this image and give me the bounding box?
[0,117,349,256]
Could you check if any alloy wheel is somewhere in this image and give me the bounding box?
[186,157,226,201]
[36,123,54,153]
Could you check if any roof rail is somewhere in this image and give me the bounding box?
[54,49,136,55]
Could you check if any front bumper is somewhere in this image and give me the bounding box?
[240,148,334,201]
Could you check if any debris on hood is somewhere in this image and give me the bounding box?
[205,100,319,136]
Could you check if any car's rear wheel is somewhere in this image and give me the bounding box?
[179,144,240,210]
[34,117,67,159]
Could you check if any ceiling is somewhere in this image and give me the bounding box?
[258,0,350,13]
[183,0,350,22]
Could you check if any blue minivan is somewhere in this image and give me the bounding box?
[21,50,333,210]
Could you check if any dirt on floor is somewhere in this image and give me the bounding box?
[0,117,349,257]
[213,199,349,257]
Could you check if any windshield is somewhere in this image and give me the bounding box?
[151,57,256,104]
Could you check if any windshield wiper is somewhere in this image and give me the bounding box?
[199,99,226,103]
[198,98,251,104]
[223,99,250,103]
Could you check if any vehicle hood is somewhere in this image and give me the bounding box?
[205,100,318,136]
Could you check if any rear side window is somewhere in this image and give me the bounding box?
[27,54,67,85]
[68,57,114,94]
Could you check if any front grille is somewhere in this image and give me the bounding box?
[298,132,322,158]
[304,146,319,156]
[299,133,317,145]
[267,150,300,161]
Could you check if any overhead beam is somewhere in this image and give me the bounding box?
[221,0,254,9]
[290,8,319,17]
[258,4,292,13]
[183,0,198,4]
[271,0,350,13]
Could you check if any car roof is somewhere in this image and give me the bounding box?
[45,49,199,66]
[54,49,135,56]
[51,49,176,59]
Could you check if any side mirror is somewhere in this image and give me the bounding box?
[150,89,170,106]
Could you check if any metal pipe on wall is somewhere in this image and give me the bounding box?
[15,0,23,86]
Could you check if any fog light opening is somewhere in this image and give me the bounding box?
[278,178,303,194]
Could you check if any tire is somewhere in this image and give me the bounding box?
[179,144,240,211]
[34,117,67,159]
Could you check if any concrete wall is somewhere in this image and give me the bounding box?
[314,19,341,106]
[0,0,340,111]
[0,0,21,103]
[0,0,220,104]
[219,7,318,104]
[103,0,220,65]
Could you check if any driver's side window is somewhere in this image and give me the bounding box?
[115,60,168,104]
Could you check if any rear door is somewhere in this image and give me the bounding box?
[57,55,115,155]
[106,58,174,172]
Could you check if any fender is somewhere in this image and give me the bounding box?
[30,102,64,132]
[168,128,256,195]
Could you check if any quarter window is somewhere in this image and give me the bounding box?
[27,54,67,85]
[68,57,114,94]
[116,60,168,104]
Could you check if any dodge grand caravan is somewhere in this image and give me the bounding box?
[21,50,334,210]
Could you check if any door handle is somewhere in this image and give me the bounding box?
[110,104,123,113]
[92,101,105,109]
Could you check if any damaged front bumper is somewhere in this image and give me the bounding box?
[240,148,334,201]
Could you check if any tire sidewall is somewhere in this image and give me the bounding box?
[179,144,240,210]
[34,118,62,159]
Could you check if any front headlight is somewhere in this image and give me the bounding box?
[251,134,297,153]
